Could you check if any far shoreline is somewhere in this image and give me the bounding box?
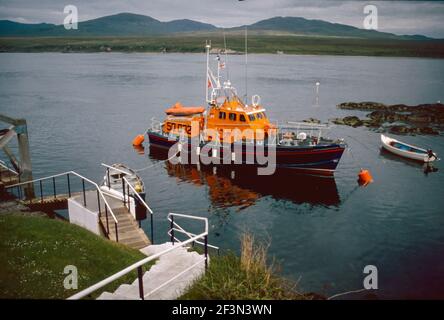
[1,50,444,60]
[1,35,444,59]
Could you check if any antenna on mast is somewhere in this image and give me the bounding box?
[223,30,229,80]
[245,25,248,104]
[205,40,211,103]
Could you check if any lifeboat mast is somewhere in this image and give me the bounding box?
[204,41,248,139]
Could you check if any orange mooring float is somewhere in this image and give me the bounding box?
[358,168,373,186]
[132,134,145,147]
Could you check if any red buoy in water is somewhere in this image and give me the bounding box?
[358,169,373,186]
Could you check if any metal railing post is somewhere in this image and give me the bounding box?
[137,266,144,300]
[82,179,86,206]
[105,205,110,235]
[122,178,125,204]
[204,235,208,270]
[97,190,101,218]
[67,173,71,197]
[52,177,56,199]
[127,184,130,208]
[150,214,154,244]
[170,216,174,244]
[115,223,119,242]
[39,180,43,202]
[107,168,110,188]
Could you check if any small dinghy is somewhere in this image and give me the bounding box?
[100,163,145,199]
[381,134,438,163]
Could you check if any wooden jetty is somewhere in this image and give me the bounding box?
[100,194,151,249]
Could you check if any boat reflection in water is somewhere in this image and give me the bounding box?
[148,146,340,208]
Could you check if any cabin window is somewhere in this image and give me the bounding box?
[219,111,226,119]
[262,112,267,119]
[256,112,263,119]
[229,113,237,121]
[240,114,246,122]
[248,114,256,121]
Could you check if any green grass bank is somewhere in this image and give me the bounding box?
[0,212,151,299]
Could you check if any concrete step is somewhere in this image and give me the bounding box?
[97,242,207,300]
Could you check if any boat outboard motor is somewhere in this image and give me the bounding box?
[427,149,437,161]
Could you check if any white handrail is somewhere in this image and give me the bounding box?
[0,159,18,175]
[68,230,207,300]
[5,170,118,225]
[168,212,208,233]
[122,176,153,215]
[168,213,219,250]
[170,226,219,251]
[100,163,129,175]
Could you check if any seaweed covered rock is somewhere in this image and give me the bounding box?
[337,102,387,111]
[334,101,444,135]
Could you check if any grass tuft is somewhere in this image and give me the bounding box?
[181,232,315,300]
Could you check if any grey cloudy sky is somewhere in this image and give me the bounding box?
[0,0,443,37]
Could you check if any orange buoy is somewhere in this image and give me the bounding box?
[358,168,373,186]
[132,134,145,146]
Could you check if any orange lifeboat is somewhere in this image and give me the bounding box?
[165,102,205,116]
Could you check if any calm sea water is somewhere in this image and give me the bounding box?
[1,53,444,299]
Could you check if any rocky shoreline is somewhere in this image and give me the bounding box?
[331,102,444,135]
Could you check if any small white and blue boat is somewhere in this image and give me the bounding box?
[381,134,438,163]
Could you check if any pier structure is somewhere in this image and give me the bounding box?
[0,114,34,199]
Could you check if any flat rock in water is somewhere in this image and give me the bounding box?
[333,101,444,135]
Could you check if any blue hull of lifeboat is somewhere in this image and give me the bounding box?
[147,132,345,176]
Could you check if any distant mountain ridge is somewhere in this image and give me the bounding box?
[237,16,431,40]
[0,13,217,37]
[0,12,434,40]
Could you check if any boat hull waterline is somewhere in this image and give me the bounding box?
[148,132,345,176]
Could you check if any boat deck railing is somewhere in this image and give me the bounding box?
[68,213,213,300]
[5,170,120,242]
[147,117,338,146]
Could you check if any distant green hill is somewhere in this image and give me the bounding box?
[0,13,217,37]
[0,13,434,40]
[238,16,431,40]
